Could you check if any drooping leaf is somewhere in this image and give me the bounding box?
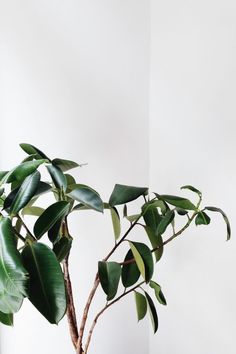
[144,227,163,262]
[149,280,167,305]
[109,184,148,206]
[6,160,45,183]
[110,207,121,240]
[52,158,80,172]
[176,208,188,216]
[204,207,231,240]
[195,211,211,226]
[33,201,70,239]
[0,311,13,326]
[156,194,196,211]
[0,291,23,314]
[19,143,50,160]
[181,185,202,196]
[47,165,67,191]
[53,237,72,263]
[129,242,153,282]
[143,206,162,233]
[156,210,175,235]
[3,187,20,211]
[48,219,62,243]
[134,291,147,321]
[145,291,158,333]
[121,249,140,288]
[22,206,45,217]
[22,242,67,324]
[67,184,103,213]
[0,218,28,297]
[98,261,121,301]
[10,171,41,216]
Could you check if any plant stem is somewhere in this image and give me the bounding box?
[63,253,79,349]
[83,281,145,354]
[17,215,37,241]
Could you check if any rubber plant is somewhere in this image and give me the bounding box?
[0,143,231,354]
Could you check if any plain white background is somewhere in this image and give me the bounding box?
[0,1,235,353]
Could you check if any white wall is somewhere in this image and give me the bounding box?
[0,1,150,353]
[149,1,236,353]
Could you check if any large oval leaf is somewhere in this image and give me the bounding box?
[6,160,45,183]
[98,261,121,301]
[52,158,79,172]
[144,227,163,262]
[129,242,153,282]
[109,184,148,206]
[156,194,196,211]
[33,201,70,239]
[53,237,72,263]
[121,249,140,288]
[10,171,40,216]
[20,143,50,160]
[22,242,67,324]
[134,291,147,321]
[0,311,13,326]
[156,210,175,236]
[0,291,23,314]
[67,184,103,213]
[0,218,28,297]
[47,164,67,191]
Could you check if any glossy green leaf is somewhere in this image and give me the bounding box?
[181,185,202,196]
[0,171,8,182]
[143,206,162,233]
[129,242,153,282]
[145,291,158,333]
[0,218,28,297]
[34,201,70,239]
[144,227,163,262]
[176,208,188,216]
[134,291,147,321]
[110,207,121,240]
[195,211,211,226]
[205,207,231,240]
[7,160,45,183]
[35,182,51,197]
[121,249,140,288]
[156,210,175,235]
[53,237,72,263]
[109,184,148,206]
[10,171,40,216]
[3,187,20,211]
[22,242,67,324]
[149,280,167,305]
[47,164,67,191]
[20,143,50,160]
[0,291,23,314]
[22,206,45,217]
[0,311,13,326]
[52,158,80,172]
[48,219,62,243]
[156,194,196,211]
[67,184,103,213]
[65,174,76,187]
[98,261,121,301]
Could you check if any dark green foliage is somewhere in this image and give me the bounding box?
[121,250,140,287]
[98,261,121,300]
[109,184,148,206]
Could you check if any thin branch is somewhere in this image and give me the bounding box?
[17,215,37,241]
[83,281,145,354]
[14,229,26,243]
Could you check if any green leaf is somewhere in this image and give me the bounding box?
[67,184,103,213]
[109,184,148,206]
[53,237,72,263]
[156,210,175,235]
[7,160,45,183]
[143,206,162,233]
[3,187,20,211]
[129,242,153,282]
[144,227,163,262]
[181,185,202,196]
[98,261,121,301]
[20,143,50,160]
[121,249,140,288]
[52,158,80,172]
[176,208,188,216]
[205,207,231,240]
[47,165,67,191]
[195,211,211,226]
[0,311,13,326]
[33,201,70,239]
[149,280,167,305]
[48,219,62,243]
[0,292,23,314]
[0,171,8,182]
[65,174,76,187]
[110,207,121,240]
[156,194,196,211]
[145,291,158,333]
[0,218,28,297]
[22,242,67,324]
[134,291,147,321]
[22,206,45,217]
[10,171,41,216]
[35,182,52,196]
